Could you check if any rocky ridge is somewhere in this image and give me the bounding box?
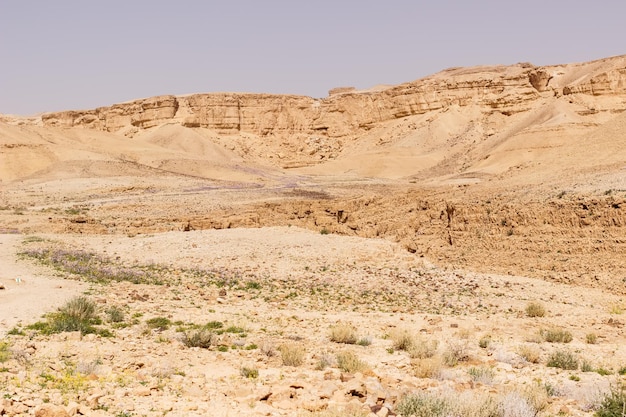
[36,56,626,140]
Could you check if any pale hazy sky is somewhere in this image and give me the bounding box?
[1,0,624,115]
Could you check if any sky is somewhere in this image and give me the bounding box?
[1,0,625,115]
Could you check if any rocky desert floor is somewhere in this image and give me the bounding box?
[2,55,626,417]
[1,174,626,417]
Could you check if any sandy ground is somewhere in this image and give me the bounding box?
[0,234,85,332]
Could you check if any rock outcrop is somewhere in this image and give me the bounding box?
[36,55,626,140]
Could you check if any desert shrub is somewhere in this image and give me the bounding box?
[390,330,437,358]
[409,338,439,359]
[0,341,10,362]
[223,325,246,334]
[181,329,214,348]
[279,342,305,367]
[31,296,102,335]
[244,281,261,290]
[468,366,495,385]
[540,328,573,343]
[259,340,276,357]
[411,357,442,378]
[479,334,492,349]
[525,302,546,317]
[146,317,171,331]
[240,366,258,379]
[443,340,469,366]
[336,351,368,373]
[316,352,335,370]
[502,391,539,417]
[586,333,598,344]
[62,296,97,321]
[105,306,125,323]
[595,384,626,417]
[357,336,372,346]
[329,323,357,344]
[517,344,541,364]
[547,349,578,370]
[396,392,453,417]
[7,327,24,336]
[205,321,224,330]
[580,359,594,372]
[457,393,502,417]
[391,329,415,351]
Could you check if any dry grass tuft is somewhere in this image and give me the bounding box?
[517,344,541,364]
[279,342,306,367]
[540,327,573,343]
[525,302,546,317]
[336,350,369,373]
[329,323,358,344]
[411,357,442,378]
[442,340,469,366]
[390,329,438,359]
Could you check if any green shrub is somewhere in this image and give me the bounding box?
[205,321,223,330]
[240,366,258,379]
[146,317,171,331]
[546,349,578,370]
[0,341,10,362]
[7,327,24,336]
[181,329,214,348]
[105,306,125,323]
[32,296,102,335]
[61,296,97,322]
[223,325,245,334]
[595,384,626,417]
[586,333,598,344]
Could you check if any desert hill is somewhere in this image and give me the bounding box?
[2,54,626,187]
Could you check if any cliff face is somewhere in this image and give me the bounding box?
[37,55,626,142]
[38,68,541,137]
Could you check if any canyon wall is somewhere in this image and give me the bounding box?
[39,56,626,138]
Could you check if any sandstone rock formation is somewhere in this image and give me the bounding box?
[36,55,626,139]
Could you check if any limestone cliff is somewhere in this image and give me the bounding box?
[37,55,626,140]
